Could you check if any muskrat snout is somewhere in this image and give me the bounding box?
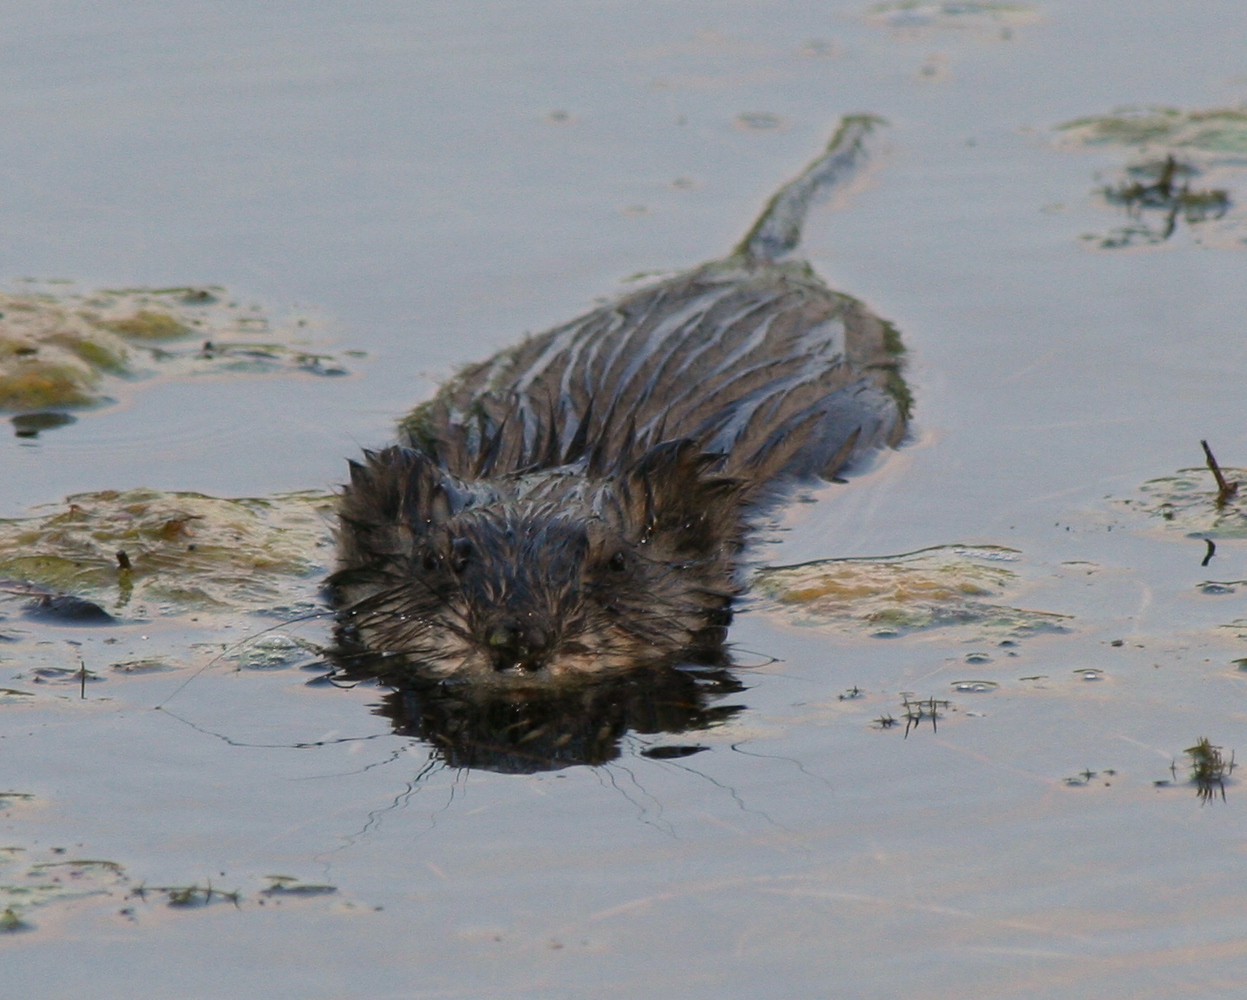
[484,616,553,674]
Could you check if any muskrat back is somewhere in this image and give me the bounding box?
[332,116,909,682]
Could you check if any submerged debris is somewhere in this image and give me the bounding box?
[754,545,1069,638]
[10,411,76,438]
[17,590,115,624]
[0,284,351,421]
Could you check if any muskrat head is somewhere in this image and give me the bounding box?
[329,442,747,682]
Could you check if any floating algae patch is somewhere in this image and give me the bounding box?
[1115,467,1247,539]
[0,854,129,932]
[0,489,334,615]
[0,285,353,418]
[863,1,1040,32]
[1056,106,1247,156]
[754,545,1071,638]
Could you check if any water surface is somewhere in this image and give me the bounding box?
[3,2,1247,997]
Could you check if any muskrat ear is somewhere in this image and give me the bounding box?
[618,439,746,557]
[337,447,468,567]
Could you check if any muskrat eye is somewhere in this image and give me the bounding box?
[420,550,438,572]
[450,537,473,573]
[606,550,627,573]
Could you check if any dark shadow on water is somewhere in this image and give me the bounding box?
[333,653,746,774]
[1092,155,1230,248]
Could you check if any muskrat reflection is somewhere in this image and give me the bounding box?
[341,657,744,773]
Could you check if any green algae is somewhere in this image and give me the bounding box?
[0,488,335,614]
[0,360,100,411]
[0,285,352,416]
[98,309,189,341]
[754,545,1070,638]
[1057,106,1247,155]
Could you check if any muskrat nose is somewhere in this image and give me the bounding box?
[485,618,549,673]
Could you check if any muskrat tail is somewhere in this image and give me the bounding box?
[733,114,888,263]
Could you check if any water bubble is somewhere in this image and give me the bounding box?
[951,680,999,693]
[1199,582,1237,595]
[1076,668,1104,681]
[964,652,992,664]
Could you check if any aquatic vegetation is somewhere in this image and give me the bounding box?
[901,695,949,736]
[0,855,130,932]
[1119,466,1247,538]
[0,847,343,931]
[1057,107,1247,249]
[754,545,1070,638]
[0,488,334,614]
[98,309,189,341]
[0,285,352,421]
[1057,106,1247,155]
[1063,768,1115,788]
[0,906,31,933]
[1088,156,1231,248]
[1185,737,1235,804]
[864,1,1039,31]
[261,876,338,897]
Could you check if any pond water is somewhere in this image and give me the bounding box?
[4,2,1247,997]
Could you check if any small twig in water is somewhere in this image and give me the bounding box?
[1201,440,1239,507]
[901,696,948,737]
[1201,538,1216,567]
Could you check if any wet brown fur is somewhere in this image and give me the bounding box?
[330,118,907,683]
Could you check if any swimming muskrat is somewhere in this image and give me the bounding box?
[330,116,908,683]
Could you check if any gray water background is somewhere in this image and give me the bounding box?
[4,2,1247,997]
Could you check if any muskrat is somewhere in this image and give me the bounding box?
[330,116,909,683]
